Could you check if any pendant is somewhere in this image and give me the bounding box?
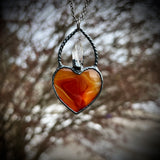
[52,26,103,114]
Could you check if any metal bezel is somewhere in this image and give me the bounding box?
[52,65,103,114]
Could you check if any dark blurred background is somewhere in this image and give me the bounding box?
[0,0,160,160]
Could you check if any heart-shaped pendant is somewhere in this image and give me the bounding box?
[52,27,103,114]
[53,67,102,113]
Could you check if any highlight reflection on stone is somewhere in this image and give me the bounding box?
[54,68,102,113]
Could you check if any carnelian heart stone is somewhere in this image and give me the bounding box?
[53,68,102,113]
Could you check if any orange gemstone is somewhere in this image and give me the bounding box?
[54,68,102,113]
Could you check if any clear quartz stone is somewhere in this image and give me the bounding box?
[72,41,83,68]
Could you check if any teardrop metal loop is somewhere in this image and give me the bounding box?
[58,27,98,67]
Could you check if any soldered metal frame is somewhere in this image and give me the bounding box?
[52,26,103,114]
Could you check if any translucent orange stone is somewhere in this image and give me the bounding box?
[54,68,102,113]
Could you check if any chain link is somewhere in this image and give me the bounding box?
[68,0,91,25]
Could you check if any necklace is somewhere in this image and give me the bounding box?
[52,0,103,114]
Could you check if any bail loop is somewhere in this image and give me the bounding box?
[58,28,98,67]
[76,19,80,30]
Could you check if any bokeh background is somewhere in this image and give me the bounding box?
[0,0,160,160]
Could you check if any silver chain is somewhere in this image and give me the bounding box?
[68,0,91,25]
